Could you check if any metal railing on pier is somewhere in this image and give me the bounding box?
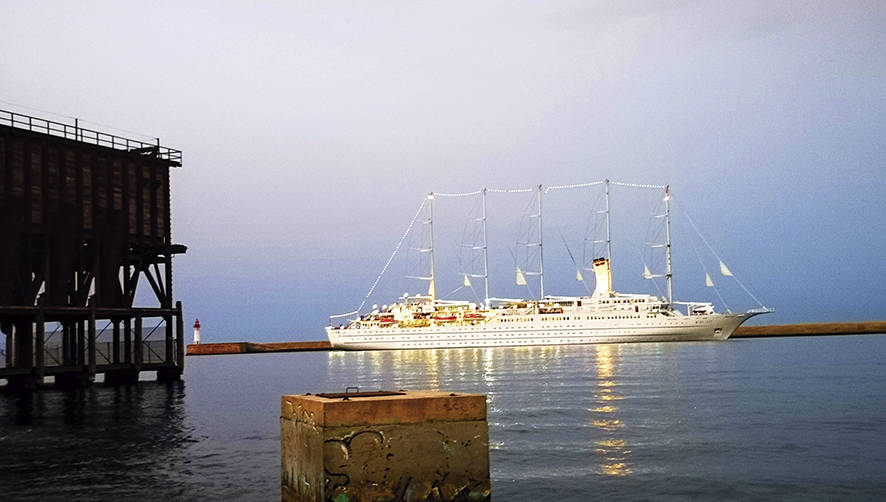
[0,108,182,165]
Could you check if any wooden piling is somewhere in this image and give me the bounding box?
[34,309,45,383]
[134,315,143,372]
[87,302,97,379]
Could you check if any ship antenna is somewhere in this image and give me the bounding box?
[664,185,673,306]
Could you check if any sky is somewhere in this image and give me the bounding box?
[2,1,885,341]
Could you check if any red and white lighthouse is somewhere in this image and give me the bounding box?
[193,318,201,344]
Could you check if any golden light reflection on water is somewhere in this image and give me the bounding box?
[591,345,632,477]
[591,418,624,430]
[589,405,617,413]
[598,391,623,401]
[595,439,627,448]
[327,345,567,392]
[330,344,636,476]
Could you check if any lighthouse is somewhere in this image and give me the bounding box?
[193,318,201,344]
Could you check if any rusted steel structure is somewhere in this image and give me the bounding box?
[0,109,186,390]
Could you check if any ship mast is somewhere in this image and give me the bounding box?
[537,184,545,299]
[664,185,673,306]
[427,192,437,302]
[604,178,612,269]
[481,188,490,306]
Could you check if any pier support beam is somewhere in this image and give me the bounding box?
[158,309,184,382]
[6,322,37,392]
[112,320,121,365]
[134,315,143,372]
[175,303,185,371]
[87,303,96,380]
[34,311,44,385]
[15,320,33,372]
[3,324,11,367]
[124,318,132,364]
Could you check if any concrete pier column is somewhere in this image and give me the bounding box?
[281,390,491,502]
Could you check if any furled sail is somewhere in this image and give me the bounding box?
[643,265,653,280]
[427,279,436,299]
[463,274,472,287]
[720,261,733,277]
[576,269,584,282]
[515,267,527,286]
[705,273,714,287]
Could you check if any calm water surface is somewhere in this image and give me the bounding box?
[2,335,885,501]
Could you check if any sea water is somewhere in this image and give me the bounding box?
[1,335,885,501]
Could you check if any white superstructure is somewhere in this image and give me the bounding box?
[327,181,769,350]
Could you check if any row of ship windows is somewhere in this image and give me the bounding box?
[354,331,639,342]
[361,313,664,328]
[361,319,661,335]
[498,315,647,322]
[395,338,620,347]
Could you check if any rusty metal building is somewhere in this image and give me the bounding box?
[0,109,187,390]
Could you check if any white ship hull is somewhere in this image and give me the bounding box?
[326,312,757,351]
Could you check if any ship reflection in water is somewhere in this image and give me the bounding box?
[327,344,568,395]
[590,344,632,476]
[328,344,636,477]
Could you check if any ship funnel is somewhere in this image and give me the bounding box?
[592,257,613,297]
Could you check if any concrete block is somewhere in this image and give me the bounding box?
[281,391,490,502]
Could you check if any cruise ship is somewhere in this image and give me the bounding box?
[326,182,769,350]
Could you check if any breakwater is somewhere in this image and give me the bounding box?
[184,321,885,356]
[732,321,886,338]
[186,341,332,355]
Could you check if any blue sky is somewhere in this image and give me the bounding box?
[2,1,884,341]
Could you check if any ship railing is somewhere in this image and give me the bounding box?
[747,307,775,314]
[328,310,359,325]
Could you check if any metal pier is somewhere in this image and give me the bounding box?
[0,109,187,390]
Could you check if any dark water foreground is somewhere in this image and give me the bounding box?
[2,335,885,501]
